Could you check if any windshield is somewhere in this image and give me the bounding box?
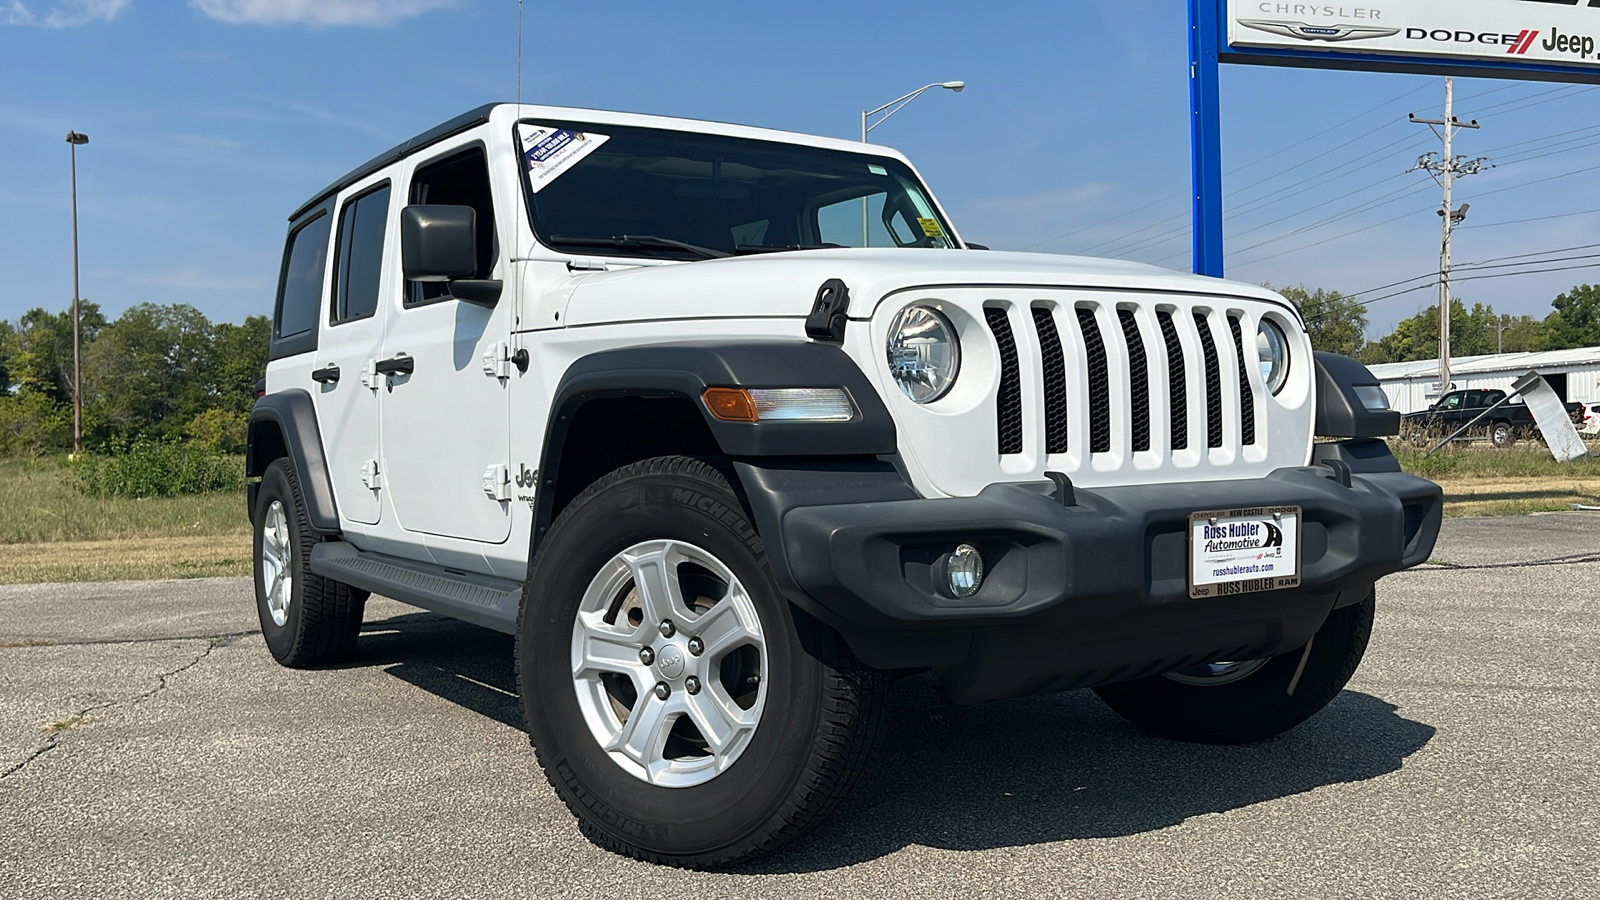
[517,121,958,260]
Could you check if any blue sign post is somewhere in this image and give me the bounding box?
[1190,0,1226,278]
[1187,0,1600,278]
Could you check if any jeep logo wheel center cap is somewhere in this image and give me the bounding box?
[656,645,686,680]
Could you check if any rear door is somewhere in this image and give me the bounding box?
[378,139,513,544]
[311,176,394,526]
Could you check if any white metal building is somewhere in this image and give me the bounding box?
[1366,347,1600,414]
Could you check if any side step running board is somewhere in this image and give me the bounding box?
[308,542,521,634]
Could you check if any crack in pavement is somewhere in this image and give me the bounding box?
[1416,552,1600,572]
[0,630,261,651]
[0,634,240,783]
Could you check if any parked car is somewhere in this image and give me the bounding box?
[246,103,1443,867]
[1581,402,1600,436]
[1402,388,1583,447]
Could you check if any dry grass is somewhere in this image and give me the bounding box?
[1430,476,1600,517]
[1393,443,1600,516]
[0,457,248,582]
[0,533,251,584]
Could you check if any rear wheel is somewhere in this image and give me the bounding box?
[252,459,367,667]
[1093,591,1375,744]
[1491,421,1515,448]
[518,456,888,868]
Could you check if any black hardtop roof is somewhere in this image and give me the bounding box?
[288,102,499,222]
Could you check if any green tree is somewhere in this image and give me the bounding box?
[6,302,105,403]
[1482,313,1548,354]
[1269,284,1367,357]
[208,315,270,414]
[82,303,216,440]
[1357,297,1511,364]
[1543,284,1600,350]
[0,319,13,396]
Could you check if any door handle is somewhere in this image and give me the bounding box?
[311,364,341,384]
[374,355,415,377]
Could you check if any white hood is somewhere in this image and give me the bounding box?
[561,249,1300,327]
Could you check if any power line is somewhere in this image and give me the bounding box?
[1031,82,1437,252]
[1458,207,1600,230]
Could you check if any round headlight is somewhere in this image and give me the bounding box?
[886,305,960,404]
[1256,318,1290,395]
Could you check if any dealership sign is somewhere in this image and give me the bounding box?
[1190,0,1600,279]
[1225,1,1600,70]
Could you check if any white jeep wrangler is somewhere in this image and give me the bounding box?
[248,103,1442,867]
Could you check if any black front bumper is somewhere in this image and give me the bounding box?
[737,450,1442,704]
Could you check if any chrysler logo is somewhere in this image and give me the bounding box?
[1240,19,1401,42]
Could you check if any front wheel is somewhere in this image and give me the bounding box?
[517,456,888,868]
[1092,591,1375,744]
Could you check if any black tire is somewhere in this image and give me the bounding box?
[517,456,888,868]
[1093,591,1375,744]
[252,458,367,667]
[1491,421,1515,448]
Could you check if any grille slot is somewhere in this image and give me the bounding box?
[1076,307,1112,454]
[1118,309,1152,453]
[1228,315,1258,446]
[986,307,1024,455]
[1157,311,1188,451]
[1031,307,1070,454]
[1194,312,1224,449]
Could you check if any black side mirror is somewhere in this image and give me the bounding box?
[401,204,502,307]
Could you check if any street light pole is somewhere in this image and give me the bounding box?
[66,130,88,456]
[859,81,964,243]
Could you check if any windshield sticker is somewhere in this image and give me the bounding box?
[867,164,889,176]
[518,125,610,193]
[917,217,945,238]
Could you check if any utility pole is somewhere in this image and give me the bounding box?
[1410,78,1488,397]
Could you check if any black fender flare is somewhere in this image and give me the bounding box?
[532,340,898,546]
[247,390,341,535]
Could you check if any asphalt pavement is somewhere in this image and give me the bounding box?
[1,516,1596,899]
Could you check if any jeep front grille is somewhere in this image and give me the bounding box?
[986,306,1024,455]
[982,300,1266,461]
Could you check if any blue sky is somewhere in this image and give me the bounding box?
[3,0,1598,338]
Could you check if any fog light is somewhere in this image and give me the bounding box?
[945,544,984,598]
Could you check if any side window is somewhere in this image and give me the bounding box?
[408,147,496,306]
[331,183,392,323]
[275,211,332,341]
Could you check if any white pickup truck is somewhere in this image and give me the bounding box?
[247,103,1442,867]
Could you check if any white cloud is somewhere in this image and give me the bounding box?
[4,0,128,27]
[191,0,456,27]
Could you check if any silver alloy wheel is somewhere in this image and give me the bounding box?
[1163,657,1270,686]
[570,539,768,788]
[260,500,293,628]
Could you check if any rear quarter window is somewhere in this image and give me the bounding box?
[271,209,332,358]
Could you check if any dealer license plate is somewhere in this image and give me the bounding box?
[1188,506,1302,599]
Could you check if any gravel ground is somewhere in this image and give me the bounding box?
[1,516,1595,899]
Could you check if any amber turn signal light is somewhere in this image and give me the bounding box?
[703,388,757,422]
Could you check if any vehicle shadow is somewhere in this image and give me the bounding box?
[346,611,522,730]
[748,676,1435,873]
[343,610,1435,871]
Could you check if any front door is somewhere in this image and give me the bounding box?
[379,140,513,544]
[312,177,393,526]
